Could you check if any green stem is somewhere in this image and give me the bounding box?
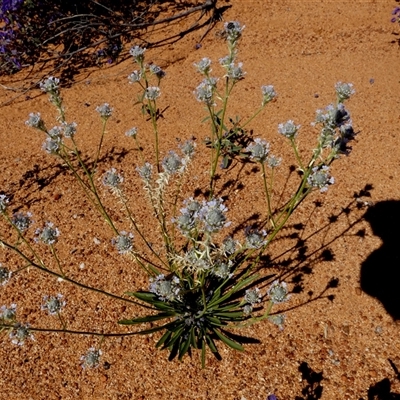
[92,118,107,176]
[261,162,275,228]
[0,238,150,308]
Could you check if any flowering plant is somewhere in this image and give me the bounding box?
[0,21,355,368]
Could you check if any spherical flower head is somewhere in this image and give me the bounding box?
[224,21,244,43]
[335,82,355,102]
[268,314,286,330]
[129,45,146,63]
[149,274,181,302]
[0,304,17,320]
[212,261,232,279]
[194,77,218,105]
[35,222,60,245]
[96,103,113,120]
[245,287,262,304]
[102,168,123,189]
[179,139,196,159]
[162,151,183,175]
[41,294,65,315]
[144,86,161,101]
[12,212,32,232]
[199,198,230,233]
[0,264,11,286]
[62,122,77,138]
[112,232,134,254]
[243,304,253,316]
[246,138,270,163]
[267,280,290,303]
[194,57,212,74]
[182,198,202,214]
[245,228,267,249]
[26,112,44,130]
[125,127,138,138]
[128,70,142,83]
[0,194,9,213]
[47,126,63,139]
[225,62,246,81]
[9,323,34,346]
[307,165,334,192]
[261,85,276,105]
[267,154,282,168]
[221,236,237,255]
[174,212,196,235]
[39,76,60,93]
[149,64,166,79]
[137,162,153,182]
[278,120,300,139]
[42,137,60,154]
[81,347,102,369]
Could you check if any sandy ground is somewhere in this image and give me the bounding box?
[0,1,399,399]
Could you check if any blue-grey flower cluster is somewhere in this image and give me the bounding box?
[224,21,244,43]
[102,168,123,189]
[268,314,286,330]
[194,57,212,74]
[221,236,237,256]
[35,222,60,245]
[41,294,65,315]
[12,212,32,232]
[261,85,276,105]
[62,122,77,138]
[225,62,246,81]
[0,264,11,286]
[335,82,355,102]
[149,64,166,79]
[211,260,232,279]
[179,139,196,159]
[81,347,102,369]
[0,194,9,213]
[9,322,34,346]
[128,70,142,83]
[112,231,134,254]
[25,112,44,130]
[162,151,184,175]
[137,162,153,182]
[0,304,17,320]
[129,45,146,63]
[267,154,282,168]
[174,197,230,236]
[245,228,267,249]
[39,76,60,93]
[198,198,231,233]
[194,77,218,105]
[246,138,270,163]
[144,86,161,101]
[267,280,290,303]
[125,127,138,138]
[42,137,60,154]
[278,120,301,139]
[314,100,354,154]
[307,165,334,192]
[96,103,113,119]
[149,274,181,302]
[245,287,262,304]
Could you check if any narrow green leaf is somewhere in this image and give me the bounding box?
[214,311,244,319]
[201,339,206,369]
[156,329,172,348]
[206,334,218,353]
[120,312,175,325]
[178,328,193,360]
[213,328,244,351]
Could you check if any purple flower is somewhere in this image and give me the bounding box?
[267,395,277,400]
